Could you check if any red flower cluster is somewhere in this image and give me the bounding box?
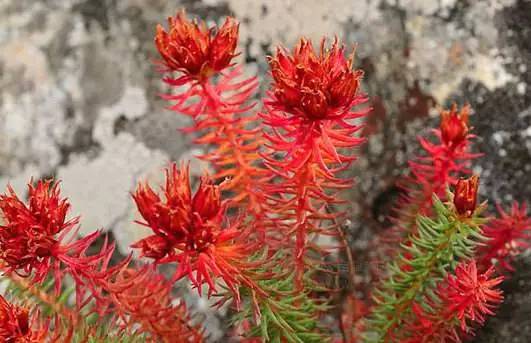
[478,202,531,273]
[262,39,367,171]
[444,261,503,330]
[0,296,46,343]
[0,180,130,311]
[132,163,263,302]
[0,296,29,342]
[0,181,78,281]
[132,164,227,260]
[453,175,479,217]
[403,261,503,342]
[1,9,524,341]
[155,11,239,80]
[268,38,363,120]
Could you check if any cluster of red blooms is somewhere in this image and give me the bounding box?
[155,11,238,81]
[0,295,51,343]
[404,261,503,342]
[267,38,364,121]
[0,9,529,343]
[263,38,366,170]
[131,164,264,306]
[478,202,531,273]
[0,181,77,281]
[0,178,203,340]
[0,181,121,302]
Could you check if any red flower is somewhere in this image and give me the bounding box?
[0,179,129,311]
[132,164,193,249]
[261,38,368,172]
[0,296,29,341]
[0,296,48,343]
[478,202,531,273]
[0,180,78,280]
[132,163,264,304]
[154,10,265,215]
[132,164,225,258]
[155,11,239,80]
[402,261,503,342]
[268,38,363,120]
[440,105,469,148]
[443,261,503,331]
[453,175,479,217]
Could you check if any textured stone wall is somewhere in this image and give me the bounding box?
[1,0,530,340]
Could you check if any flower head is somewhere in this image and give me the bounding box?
[478,202,531,273]
[0,296,48,343]
[401,261,504,342]
[131,163,261,301]
[453,175,479,217]
[0,181,78,279]
[444,261,503,330]
[155,11,239,80]
[261,37,367,172]
[132,164,225,259]
[268,38,363,120]
[440,104,469,148]
[0,296,29,342]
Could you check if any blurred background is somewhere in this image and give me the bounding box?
[1,0,530,341]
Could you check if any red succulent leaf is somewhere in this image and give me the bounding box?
[209,17,239,71]
[131,234,172,260]
[191,175,223,221]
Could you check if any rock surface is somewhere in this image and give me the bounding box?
[1,0,530,340]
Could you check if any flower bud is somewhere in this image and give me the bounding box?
[0,296,30,340]
[209,17,239,71]
[131,235,171,260]
[440,105,469,147]
[454,175,479,216]
[192,175,222,220]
